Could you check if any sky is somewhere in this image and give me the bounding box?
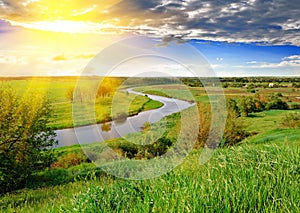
[0,0,299,77]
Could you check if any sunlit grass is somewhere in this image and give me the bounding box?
[1,78,163,129]
[1,140,299,212]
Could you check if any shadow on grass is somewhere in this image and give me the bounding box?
[24,166,112,190]
[247,114,264,118]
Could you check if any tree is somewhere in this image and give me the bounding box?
[0,86,57,193]
[237,96,256,117]
[227,98,240,117]
[66,86,75,102]
[266,93,288,110]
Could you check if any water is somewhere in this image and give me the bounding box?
[55,88,194,147]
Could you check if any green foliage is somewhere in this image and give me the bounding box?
[222,109,249,147]
[197,102,249,148]
[0,105,299,212]
[281,112,300,128]
[226,98,240,117]
[110,136,173,159]
[65,86,75,102]
[0,86,57,194]
[50,153,89,169]
[96,78,122,98]
[142,122,152,132]
[289,102,300,110]
[292,82,300,88]
[266,93,289,110]
[196,103,211,148]
[237,96,256,117]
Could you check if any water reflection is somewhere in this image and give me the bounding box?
[101,123,112,132]
[56,89,195,147]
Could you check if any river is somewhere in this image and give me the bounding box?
[55,88,194,147]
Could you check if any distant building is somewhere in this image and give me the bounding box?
[269,83,274,88]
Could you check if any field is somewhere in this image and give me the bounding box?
[0,78,300,212]
[0,77,163,129]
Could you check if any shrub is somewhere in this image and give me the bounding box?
[266,93,288,110]
[227,98,240,117]
[222,109,249,147]
[196,103,212,148]
[281,112,300,128]
[253,93,265,112]
[0,86,57,193]
[50,153,89,169]
[289,103,300,110]
[66,86,74,102]
[142,122,152,132]
[196,102,249,148]
[237,96,256,117]
[110,136,173,159]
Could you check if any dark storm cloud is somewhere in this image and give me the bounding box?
[105,0,300,45]
[0,0,299,45]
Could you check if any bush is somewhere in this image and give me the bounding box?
[222,109,249,147]
[110,136,173,159]
[0,86,57,193]
[196,103,212,148]
[266,93,288,110]
[196,103,249,148]
[50,153,89,169]
[281,112,300,128]
[237,96,256,117]
[289,103,300,110]
[227,98,240,117]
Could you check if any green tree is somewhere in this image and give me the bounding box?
[266,93,288,110]
[237,96,256,117]
[253,93,265,112]
[227,98,240,117]
[0,86,57,193]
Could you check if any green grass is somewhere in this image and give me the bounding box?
[243,110,299,133]
[1,82,299,212]
[1,139,299,212]
[1,104,299,212]
[1,78,163,129]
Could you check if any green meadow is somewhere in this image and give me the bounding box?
[0,77,163,129]
[0,78,299,212]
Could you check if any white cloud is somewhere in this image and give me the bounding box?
[0,52,27,65]
[242,55,300,69]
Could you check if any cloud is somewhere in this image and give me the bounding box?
[0,19,20,33]
[52,54,67,61]
[243,55,300,68]
[0,0,299,46]
[0,54,27,64]
[52,53,95,61]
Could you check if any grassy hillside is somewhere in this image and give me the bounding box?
[1,134,299,212]
[1,105,299,212]
[0,82,299,212]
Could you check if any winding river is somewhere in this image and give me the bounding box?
[55,88,194,147]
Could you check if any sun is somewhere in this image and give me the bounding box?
[3,0,125,33]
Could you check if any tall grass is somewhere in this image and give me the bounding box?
[1,141,299,212]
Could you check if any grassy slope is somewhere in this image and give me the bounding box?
[1,138,299,212]
[1,84,299,212]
